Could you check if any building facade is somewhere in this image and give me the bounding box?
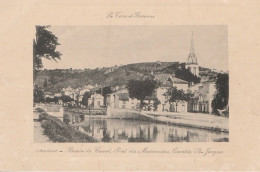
[188,81,216,114]
[88,93,104,109]
[106,89,140,109]
[153,74,189,112]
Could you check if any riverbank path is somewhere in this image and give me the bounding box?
[144,111,229,132]
[33,108,51,143]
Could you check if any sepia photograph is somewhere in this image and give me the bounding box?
[33,25,229,143]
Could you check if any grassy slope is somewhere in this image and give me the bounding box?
[37,108,97,142]
[36,62,174,92]
[35,62,217,93]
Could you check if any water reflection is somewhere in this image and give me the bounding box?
[75,118,228,142]
[63,110,228,142]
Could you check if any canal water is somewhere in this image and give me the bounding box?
[63,110,229,142]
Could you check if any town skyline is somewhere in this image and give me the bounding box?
[41,25,228,71]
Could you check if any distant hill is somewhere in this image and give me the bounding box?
[35,61,219,93]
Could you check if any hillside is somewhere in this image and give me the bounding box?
[35,61,219,93]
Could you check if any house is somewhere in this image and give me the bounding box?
[86,84,95,90]
[54,93,62,97]
[172,77,189,91]
[88,93,104,109]
[76,87,90,102]
[61,86,76,98]
[44,92,55,99]
[153,74,189,112]
[188,81,216,114]
[106,89,140,109]
[156,99,187,113]
[154,74,189,92]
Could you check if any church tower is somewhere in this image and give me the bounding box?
[185,32,199,76]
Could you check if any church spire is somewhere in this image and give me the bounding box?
[185,31,199,77]
[187,31,197,64]
[190,31,195,55]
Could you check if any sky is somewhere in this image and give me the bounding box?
[42,25,228,71]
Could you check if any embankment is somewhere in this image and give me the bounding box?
[36,108,97,142]
[107,108,228,133]
[107,107,152,121]
[144,111,229,133]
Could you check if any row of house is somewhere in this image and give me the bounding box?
[60,85,94,102]
[104,73,217,114]
[43,73,217,114]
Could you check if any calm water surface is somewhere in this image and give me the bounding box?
[63,111,229,142]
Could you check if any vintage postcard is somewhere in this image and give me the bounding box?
[0,0,260,171]
[33,25,229,143]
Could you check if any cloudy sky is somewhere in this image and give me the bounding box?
[42,25,228,71]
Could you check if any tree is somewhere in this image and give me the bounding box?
[175,63,200,84]
[211,73,229,115]
[97,86,113,105]
[97,86,113,97]
[127,78,159,109]
[43,78,48,88]
[61,95,74,103]
[81,92,92,106]
[162,63,200,84]
[49,75,58,85]
[33,25,62,81]
[33,88,45,103]
[165,87,192,112]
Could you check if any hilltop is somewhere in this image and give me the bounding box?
[35,61,219,93]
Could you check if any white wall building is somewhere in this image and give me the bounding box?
[106,89,140,109]
[153,74,189,112]
[88,93,104,109]
[188,81,216,114]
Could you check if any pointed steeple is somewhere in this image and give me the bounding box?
[187,31,197,64]
[190,31,195,55]
[185,31,199,77]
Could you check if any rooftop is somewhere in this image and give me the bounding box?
[154,73,188,85]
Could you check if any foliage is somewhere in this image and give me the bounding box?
[61,95,74,103]
[81,92,92,106]
[96,86,113,105]
[96,86,113,97]
[43,78,48,88]
[127,78,159,108]
[164,87,193,112]
[33,25,62,80]
[211,73,229,114]
[175,63,200,84]
[34,62,220,94]
[165,87,192,103]
[38,110,97,142]
[33,88,45,103]
[45,96,60,103]
[161,62,201,84]
[48,75,58,85]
